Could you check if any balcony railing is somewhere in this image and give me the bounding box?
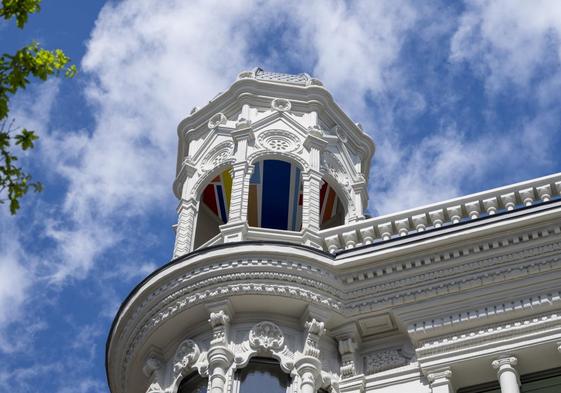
[318,172,561,253]
[193,173,561,255]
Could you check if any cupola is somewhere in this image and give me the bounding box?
[172,68,375,257]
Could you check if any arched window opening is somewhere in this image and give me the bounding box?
[248,159,303,231]
[236,358,290,393]
[194,168,232,248]
[178,372,208,393]
[320,179,345,230]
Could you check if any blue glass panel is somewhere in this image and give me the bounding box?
[261,160,291,230]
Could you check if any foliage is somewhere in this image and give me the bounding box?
[0,0,76,214]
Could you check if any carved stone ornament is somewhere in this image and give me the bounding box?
[201,141,234,170]
[303,319,326,358]
[364,348,409,374]
[173,339,201,377]
[209,310,230,327]
[207,112,227,129]
[271,98,292,112]
[231,322,295,373]
[257,130,301,153]
[249,321,285,350]
[321,151,350,188]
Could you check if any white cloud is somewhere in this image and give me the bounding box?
[0,223,29,328]
[450,0,561,93]
[37,0,421,279]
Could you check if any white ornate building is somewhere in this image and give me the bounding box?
[106,68,561,393]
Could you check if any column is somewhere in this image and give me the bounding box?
[207,310,233,393]
[295,319,326,393]
[220,124,254,242]
[491,356,520,393]
[302,170,323,232]
[302,131,328,249]
[173,198,198,258]
[427,368,454,393]
[226,162,249,223]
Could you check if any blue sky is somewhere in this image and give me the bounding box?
[1,1,561,392]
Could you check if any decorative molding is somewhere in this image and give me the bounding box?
[172,339,201,378]
[303,319,326,358]
[117,235,561,388]
[321,151,351,190]
[411,291,561,338]
[256,129,301,153]
[271,98,292,112]
[248,321,285,351]
[364,348,410,374]
[342,225,561,285]
[200,141,234,171]
[232,321,295,374]
[417,311,561,358]
[209,310,230,345]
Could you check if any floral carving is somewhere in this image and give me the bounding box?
[271,98,292,112]
[249,321,285,350]
[257,130,301,153]
[364,349,408,374]
[173,339,200,377]
[321,152,349,188]
[201,142,234,170]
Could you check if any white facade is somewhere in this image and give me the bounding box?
[106,68,561,393]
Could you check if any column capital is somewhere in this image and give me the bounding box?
[492,356,518,370]
[427,367,454,393]
[492,355,521,392]
[427,368,452,384]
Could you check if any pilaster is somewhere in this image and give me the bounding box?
[349,180,367,222]
[173,198,198,258]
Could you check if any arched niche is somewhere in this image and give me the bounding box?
[247,159,303,232]
[193,166,233,248]
[319,178,346,230]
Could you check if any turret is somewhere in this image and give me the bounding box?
[172,68,375,257]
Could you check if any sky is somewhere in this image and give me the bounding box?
[1,0,561,392]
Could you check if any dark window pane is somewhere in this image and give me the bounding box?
[178,372,208,393]
[522,374,561,392]
[238,358,290,393]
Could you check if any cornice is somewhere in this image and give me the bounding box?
[416,310,561,362]
[107,209,561,393]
